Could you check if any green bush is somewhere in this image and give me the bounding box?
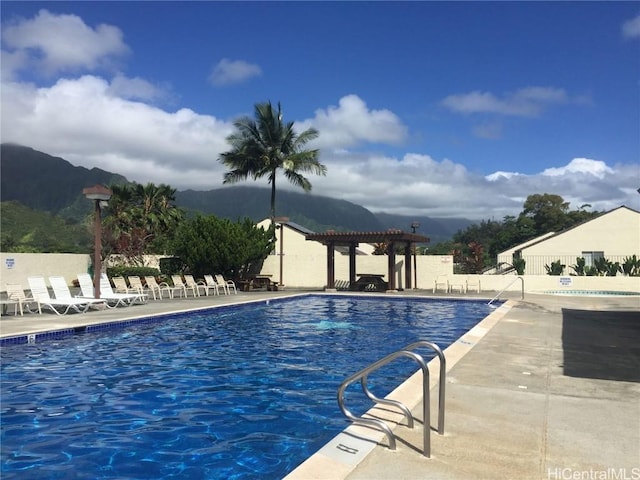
[171,215,274,279]
[106,265,161,278]
[159,257,186,275]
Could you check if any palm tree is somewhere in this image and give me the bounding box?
[103,182,183,263]
[219,101,326,227]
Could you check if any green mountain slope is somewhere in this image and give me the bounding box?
[1,143,128,215]
[0,144,473,242]
[1,201,91,252]
[375,212,473,244]
[176,187,384,232]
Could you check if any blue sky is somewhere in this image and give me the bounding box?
[1,1,639,220]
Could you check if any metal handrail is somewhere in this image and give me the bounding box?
[403,341,446,434]
[337,341,445,458]
[488,275,524,306]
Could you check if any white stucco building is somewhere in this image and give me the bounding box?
[497,206,640,275]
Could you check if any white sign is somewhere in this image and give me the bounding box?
[559,276,572,286]
[5,258,15,269]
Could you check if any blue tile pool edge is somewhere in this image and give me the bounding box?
[0,293,500,347]
[0,293,312,347]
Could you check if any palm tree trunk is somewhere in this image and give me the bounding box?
[270,172,277,225]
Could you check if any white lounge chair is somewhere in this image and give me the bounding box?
[466,278,481,293]
[184,274,212,296]
[100,274,147,305]
[28,276,97,315]
[5,283,41,315]
[49,276,107,309]
[215,274,237,295]
[203,275,221,296]
[144,276,179,299]
[448,278,465,293]
[171,275,197,297]
[112,276,136,294]
[128,276,158,300]
[433,275,449,293]
[77,273,142,307]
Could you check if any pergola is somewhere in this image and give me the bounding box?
[305,230,430,291]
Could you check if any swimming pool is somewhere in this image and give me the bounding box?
[1,295,495,479]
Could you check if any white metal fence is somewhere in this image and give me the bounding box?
[519,255,633,275]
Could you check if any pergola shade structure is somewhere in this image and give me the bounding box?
[305,230,430,291]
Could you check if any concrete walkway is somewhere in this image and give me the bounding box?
[1,291,639,480]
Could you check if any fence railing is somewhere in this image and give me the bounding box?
[516,255,632,276]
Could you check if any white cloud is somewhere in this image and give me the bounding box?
[541,158,614,179]
[1,75,234,188]
[1,9,129,77]
[299,95,408,149]
[2,72,636,219]
[0,7,634,222]
[208,58,262,86]
[107,74,170,103]
[622,14,640,39]
[441,86,574,117]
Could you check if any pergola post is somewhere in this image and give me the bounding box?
[349,243,357,285]
[326,242,336,290]
[387,242,396,291]
[404,241,412,289]
[305,230,429,293]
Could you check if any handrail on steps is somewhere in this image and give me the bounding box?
[488,275,524,306]
[337,340,445,458]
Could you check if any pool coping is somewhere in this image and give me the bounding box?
[282,298,513,479]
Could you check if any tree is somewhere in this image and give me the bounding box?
[103,182,184,264]
[172,215,274,279]
[219,101,327,229]
[522,193,570,233]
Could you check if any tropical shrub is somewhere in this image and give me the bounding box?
[512,257,526,275]
[593,257,620,276]
[570,257,586,276]
[622,255,640,276]
[545,260,565,275]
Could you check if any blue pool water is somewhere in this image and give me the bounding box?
[1,295,495,479]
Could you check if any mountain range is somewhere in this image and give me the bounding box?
[0,144,473,243]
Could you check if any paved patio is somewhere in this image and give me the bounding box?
[1,290,639,479]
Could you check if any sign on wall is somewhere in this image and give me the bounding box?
[559,276,572,286]
[5,258,15,269]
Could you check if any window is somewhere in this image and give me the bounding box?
[581,251,604,267]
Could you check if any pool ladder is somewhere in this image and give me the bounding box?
[488,275,525,306]
[337,341,445,458]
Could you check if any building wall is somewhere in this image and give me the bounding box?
[259,253,454,289]
[2,252,639,294]
[519,207,639,274]
[523,207,639,257]
[1,252,91,288]
[496,232,555,266]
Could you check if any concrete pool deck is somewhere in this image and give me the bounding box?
[1,290,639,479]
